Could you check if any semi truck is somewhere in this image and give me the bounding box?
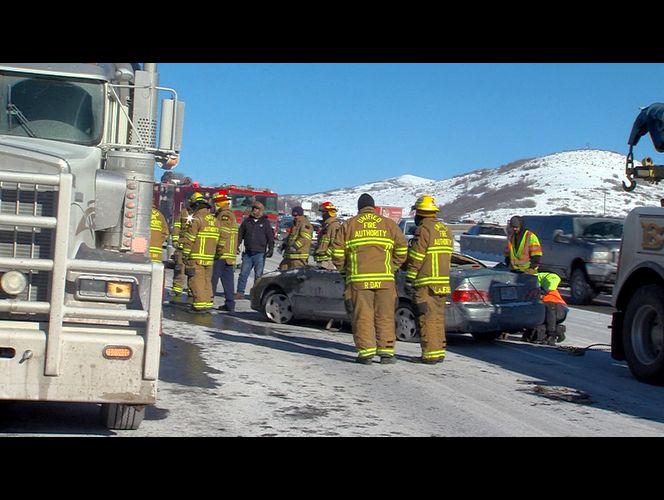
[611,102,664,386]
[0,63,184,429]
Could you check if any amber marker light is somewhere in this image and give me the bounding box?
[107,282,132,299]
[103,345,132,360]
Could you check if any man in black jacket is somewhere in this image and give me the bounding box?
[235,201,275,299]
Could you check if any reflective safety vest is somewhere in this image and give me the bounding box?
[506,230,542,272]
[314,216,341,262]
[285,215,314,260]
[330,207,408,290]
[181,208,221,266]
[405,217,453,295]
[150,208,169,263]
[537,272,568,307]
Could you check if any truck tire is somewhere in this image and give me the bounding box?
[101,403,146,430]
[569,268,595,305]
[622,284,664,386]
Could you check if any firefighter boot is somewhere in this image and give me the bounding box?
[379,355,397,365]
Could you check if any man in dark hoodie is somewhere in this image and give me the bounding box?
[235,201,275,299]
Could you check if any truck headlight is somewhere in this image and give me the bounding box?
[590,251,612,263]
[0,271,28,295]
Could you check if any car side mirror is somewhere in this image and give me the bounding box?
[553,229,565,242]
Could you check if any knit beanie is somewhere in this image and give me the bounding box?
[292,206,304,216]
[357,193,375,210]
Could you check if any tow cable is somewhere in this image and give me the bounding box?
[556,343,611,356]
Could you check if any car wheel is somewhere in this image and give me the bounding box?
[262,289,294,324]
[395,302,419,342]
[569,268,595,305]
[622,284,664,386]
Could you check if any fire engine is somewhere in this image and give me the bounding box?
[155,179,279,233]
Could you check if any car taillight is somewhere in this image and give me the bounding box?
[452,289,490,303]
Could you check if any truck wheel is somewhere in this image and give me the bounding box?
[101,403,145,430]
[622,284,664,386]
[569,268,595,305]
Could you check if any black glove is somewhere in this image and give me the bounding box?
[265,249,274,258]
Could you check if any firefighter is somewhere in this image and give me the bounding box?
[278,206,313,270]
[505,215,542,274]
[180,192,221,313]
[524,272,569,345]
[404,195,452,364]
[314,201,341,270]
[149,204,169,264]
[171,194,194,296]
[211,190,238,313]
[330,193,408,365]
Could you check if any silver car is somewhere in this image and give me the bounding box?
[250,253,545,342]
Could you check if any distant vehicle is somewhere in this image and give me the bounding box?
[398,217,417,242]
[250,253,545,342]
[459,223,508,262]
[521,214,623,304]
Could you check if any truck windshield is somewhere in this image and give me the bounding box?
[230,194,278,214]
[0,71,104,145]
[574,218,623,239]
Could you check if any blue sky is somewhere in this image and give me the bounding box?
[156,63,664,194]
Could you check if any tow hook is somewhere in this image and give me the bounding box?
[18,350,33,364]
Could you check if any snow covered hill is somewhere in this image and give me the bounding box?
[295,149,663,223]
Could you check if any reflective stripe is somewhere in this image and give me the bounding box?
[377,347,395,356]
[357,347,377,357]
[422,349,446,360]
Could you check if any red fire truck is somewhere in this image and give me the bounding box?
[154,179,279,230]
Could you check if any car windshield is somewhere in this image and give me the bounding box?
[574,218,623,239]
[0,70,104,145]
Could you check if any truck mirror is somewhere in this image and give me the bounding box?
[158,98,185,153]
[553,229,564,242]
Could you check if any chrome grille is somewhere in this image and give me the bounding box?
[0,181,57,301]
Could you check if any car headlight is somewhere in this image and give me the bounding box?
[590,251,612,263]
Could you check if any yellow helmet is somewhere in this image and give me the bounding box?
[413,195,438,216]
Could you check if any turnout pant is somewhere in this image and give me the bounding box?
[172,250,187,293]
[350,286,398,359]
[414,287,446,362]
[188,262,214,310]
[278,258,308,270]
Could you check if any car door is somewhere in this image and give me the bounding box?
[292,267,347,320]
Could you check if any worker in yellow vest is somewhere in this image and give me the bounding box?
[505,215,542,274]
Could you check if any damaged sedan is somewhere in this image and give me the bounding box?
[250,253,545,342]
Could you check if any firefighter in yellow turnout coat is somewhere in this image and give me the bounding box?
[149,206,169,263]
[405,195,452,364]
[279,206,313,270]
[171,198,192,295]
[180,193,222,313]
[314,201,341,270]
[331,193,408,364]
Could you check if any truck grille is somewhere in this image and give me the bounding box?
[0,181,56,301]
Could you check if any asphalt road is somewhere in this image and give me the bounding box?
[1,257,662,437]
